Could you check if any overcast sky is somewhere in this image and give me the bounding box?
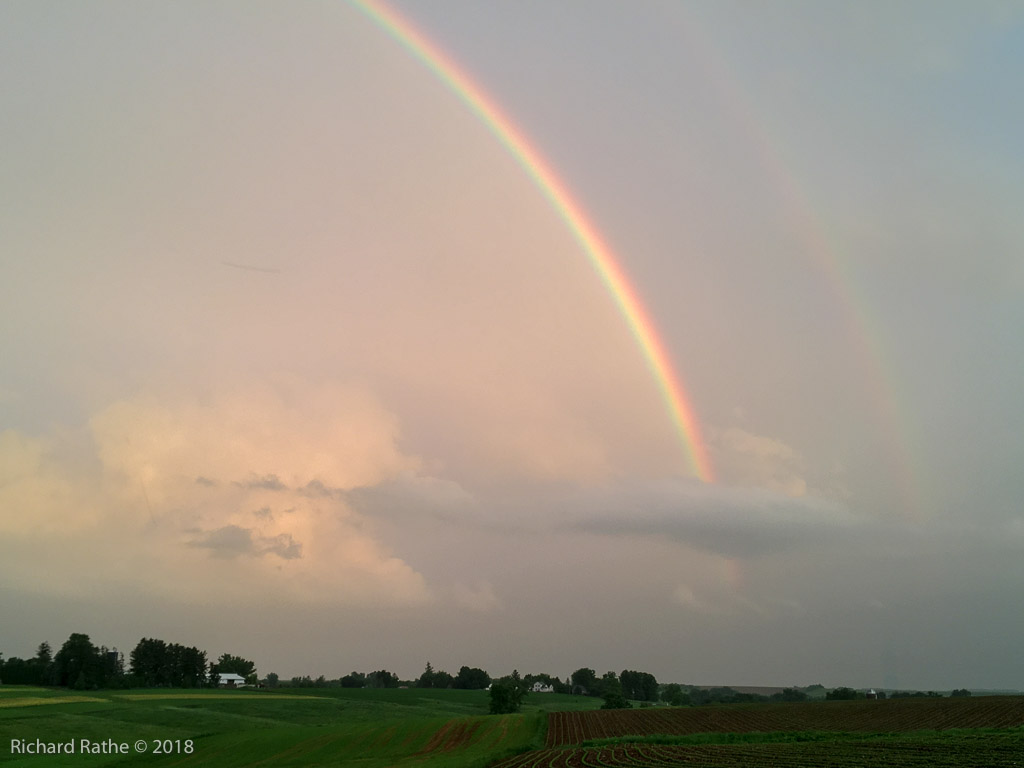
[2,0,1023,691]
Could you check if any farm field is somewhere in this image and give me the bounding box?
[0,685,573,767]
[545,695,1024,745]
[2,687,1023,767]
[491,731,1024,768]
[495,696,1024,768]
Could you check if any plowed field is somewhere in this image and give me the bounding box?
[546,696,1024,746]
[492,731,1024,768]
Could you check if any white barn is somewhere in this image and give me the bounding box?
[218,673,247,688]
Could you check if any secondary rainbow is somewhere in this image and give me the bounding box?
[659,5,921,515]
[353,0,714,482]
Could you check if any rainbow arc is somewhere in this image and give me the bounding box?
[354,0,714,482]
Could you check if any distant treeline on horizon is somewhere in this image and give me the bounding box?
[0,632,984,703]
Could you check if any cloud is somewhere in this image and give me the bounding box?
[452,581,501,613]
[188,524,302,560]
[235,474,287,491]
[345,473,477,523]
[712,427,809,497]
[564,478,859,559]
[189,524,259,558]
[0,381,432,607]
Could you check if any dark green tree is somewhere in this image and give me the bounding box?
[488,670,528,714]
[340,671,366,688]
[212,653,256,679]
[34,642,53,684]
[211,655,256,684]
[53,633,102,689]
[620,670,659,701]
[599,671,631,709]
[366,670,399,688]
[826,687,860,700]
[130,638,170,686]
[661,683,689,706]
[454,666,491,690]
[1,657,30,685]
[417,662,437,688]
[570,667,598,696]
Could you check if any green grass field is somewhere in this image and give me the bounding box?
[2,686,1022,767]
[0,686,595,767]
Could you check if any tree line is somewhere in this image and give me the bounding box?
[0,634,255,690]
[2,640,975,707]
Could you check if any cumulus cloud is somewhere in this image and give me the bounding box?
[0,381,432,607]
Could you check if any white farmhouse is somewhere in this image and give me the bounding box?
[531,682,554,693]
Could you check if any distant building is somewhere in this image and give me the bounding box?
[218,673,247,688]
[531,682,554,693]
[866,689,878,699]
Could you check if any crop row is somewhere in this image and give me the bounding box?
[546,696,1024,746]
[493,731,1024,768]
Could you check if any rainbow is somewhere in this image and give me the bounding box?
[657,5,921,516]
[352,0,714,482]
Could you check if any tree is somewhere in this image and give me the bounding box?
[489,670,528,714]
[366,670,399,688]
[418,661,436,688]
[1,657,30,685]
[130,638,169,687]
[599,671,631,710]
[264,672,279,688]
[488,681,516,714]
[33,642,53,684]
[661,683,689,706]
[826,687,860,701]
[454,666,491,690]
[524,672,566,693]
[340,672,366,688]
[212,653,256,679]
[951,688,972,697]
[570,668,598,696]
[130,639,207,688]
[620,670,659,702]
[53,633,102,689]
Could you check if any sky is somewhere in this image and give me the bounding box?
[2,0,1023,691]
